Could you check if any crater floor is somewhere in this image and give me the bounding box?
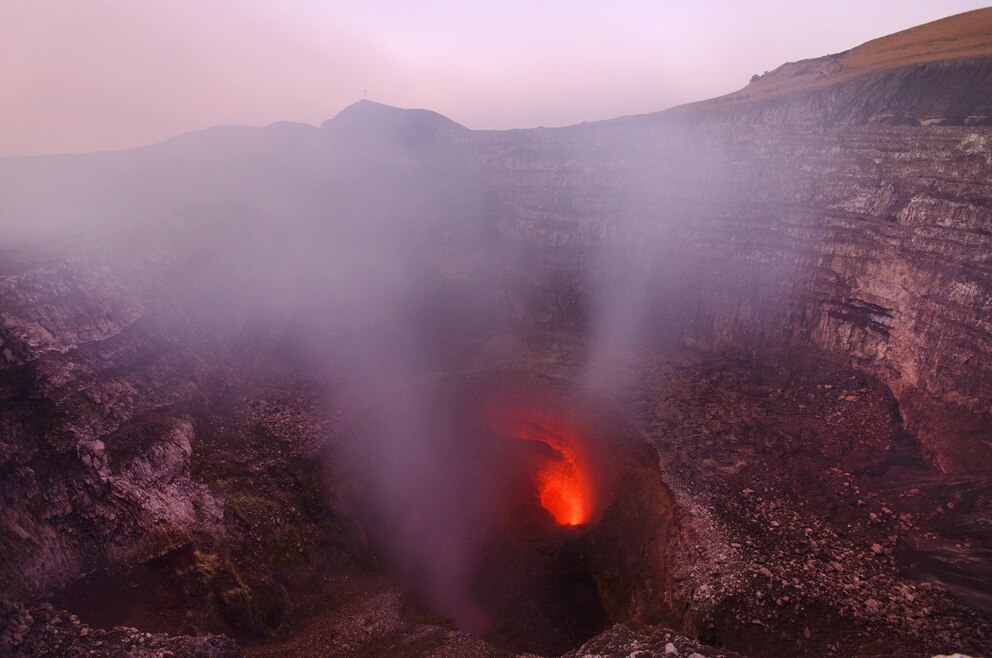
[20,333,988,658]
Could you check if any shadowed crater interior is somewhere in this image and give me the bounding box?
[330,372,682,656]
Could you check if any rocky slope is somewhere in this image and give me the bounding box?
[1,597,237,658]
[0,253,221,597]
[669,7,992,125]
[1,8,991,658]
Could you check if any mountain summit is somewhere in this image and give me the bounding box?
[321,100,466,143]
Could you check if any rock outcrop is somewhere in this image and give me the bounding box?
[1,597,238,657]
[0,257,222,597]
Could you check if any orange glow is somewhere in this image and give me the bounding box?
[535,451,587,525]
[493,408,593,526]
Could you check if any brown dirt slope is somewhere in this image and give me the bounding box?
[686,7,992,109]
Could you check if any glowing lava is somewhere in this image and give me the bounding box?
[535,451,587,526]
[494,409,593,526]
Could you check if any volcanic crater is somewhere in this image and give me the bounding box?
[3,8,992,658]
[328,373,684,655]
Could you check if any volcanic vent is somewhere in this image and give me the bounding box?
[331,372,683,655]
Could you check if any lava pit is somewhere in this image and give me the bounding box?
[486,403,596,526]
[333,371,685,655]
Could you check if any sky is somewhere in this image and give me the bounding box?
[1,1,989,157]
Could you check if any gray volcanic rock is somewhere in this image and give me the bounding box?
[0,256,222,597]
[0,597,238,657]
[562,624,745,658]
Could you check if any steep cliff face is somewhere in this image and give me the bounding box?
[473,120,992,471]
[0,254,222,596]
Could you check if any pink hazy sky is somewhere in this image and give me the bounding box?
[2,1,988,157]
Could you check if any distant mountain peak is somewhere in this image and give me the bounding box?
[321,100,465,142]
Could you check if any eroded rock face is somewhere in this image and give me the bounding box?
[0,258,224,598]
[470,119,992,472]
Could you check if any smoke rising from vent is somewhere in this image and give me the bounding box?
[0,99,774,635]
